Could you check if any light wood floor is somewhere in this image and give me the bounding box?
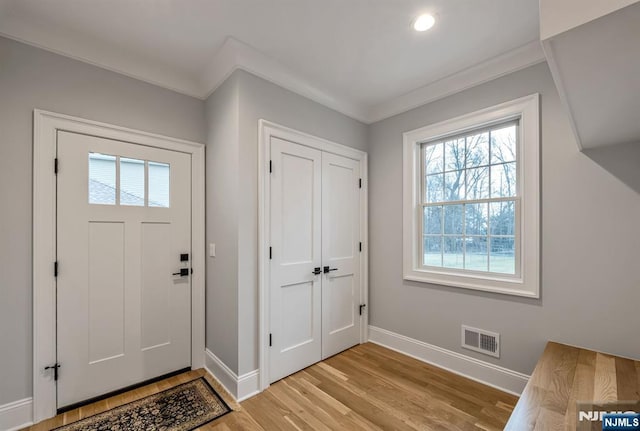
[25,343,517,431]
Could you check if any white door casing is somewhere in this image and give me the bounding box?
[56,131,191,407]
[259,120,368,389]
[33,110,205,422]
[321,152,361,359]
[268,137,323,383]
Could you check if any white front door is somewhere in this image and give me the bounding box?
[269,137,323,383]
[56,131,192,408]
[268,136,363,383]
[321,152,361,359]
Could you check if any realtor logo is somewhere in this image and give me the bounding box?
[601,413,640,430]
[577,402,640,431]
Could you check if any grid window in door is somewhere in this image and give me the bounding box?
[89,153,170,207]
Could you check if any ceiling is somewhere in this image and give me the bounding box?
[0,0,543,122]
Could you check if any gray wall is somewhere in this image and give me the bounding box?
[235,70,368,375]
[0,36,206,405]
[204,73,240,371]
[368,62,640,375]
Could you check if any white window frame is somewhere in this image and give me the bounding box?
[403,94,540,298]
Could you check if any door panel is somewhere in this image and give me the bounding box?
[322,152,361,359]
[57,131,191,407]
[269,137,322,383]
[88,222,125,363]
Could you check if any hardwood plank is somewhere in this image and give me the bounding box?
[506,342,640,431]
[23,343,517,431]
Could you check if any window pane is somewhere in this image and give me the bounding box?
[423,206,442,235]
[443,204,463,235]
[491,124,517,164]
[465,203,488,235]
[423,236,442,267]
[490,201,515,236]
[443,237,464,269]
[148,161,170,208]
[89,153,116,205]
[465,166,489,200]
[424,143,443,174]
[120,157,145,206]
[425,173,444,203]
[444,138,465,171]
[490,162,516,198]
[465,237,488,271]
[490,237,515,274]
[466,132,489,168]
[444,171,465,201]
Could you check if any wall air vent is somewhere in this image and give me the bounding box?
[461,325,500,358]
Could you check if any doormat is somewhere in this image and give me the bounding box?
[53,377,232,431]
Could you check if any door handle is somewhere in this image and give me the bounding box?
[323,266,338,274]
[172,268,189,277]
[312,267,322,275]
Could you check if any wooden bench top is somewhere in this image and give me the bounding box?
[504,341,640,430]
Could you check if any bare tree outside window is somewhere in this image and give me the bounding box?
[422,121,518,275]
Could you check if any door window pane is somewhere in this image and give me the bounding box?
[148,162,170,208]
[89,153,116,205]
[120,158,145,206]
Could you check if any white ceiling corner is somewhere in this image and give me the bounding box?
[199,37,370,122]
[367,41,546,123]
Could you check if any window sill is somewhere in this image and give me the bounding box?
[403,268,539,298]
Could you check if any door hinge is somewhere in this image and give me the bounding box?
[54,158,59,174]
[269,333,273,347]
[54,261,58,277]
[359,304,367,316]
[269,247,272,260]
[359,242,362,252]
[45,363,61,381]
[269,160,272,173]
[359,178,362,189]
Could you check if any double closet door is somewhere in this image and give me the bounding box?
[269,136,363,383]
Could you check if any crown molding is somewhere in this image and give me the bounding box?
[2,28,546,124]
[198,37,370,122]
[366,41,546,123]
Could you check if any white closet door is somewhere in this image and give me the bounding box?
[321,152,362,358]
[269,137,322,383]
[56,131,191,408]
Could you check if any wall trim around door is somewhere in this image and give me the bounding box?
[32,109,206,423]
[257,119,369,392]
[368,325,530,396]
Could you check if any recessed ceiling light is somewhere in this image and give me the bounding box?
[413,14,435,32]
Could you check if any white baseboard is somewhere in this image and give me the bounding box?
[0,398,33,431]
[204,349,260,402]
[368,325,529,396]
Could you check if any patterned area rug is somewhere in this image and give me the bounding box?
[54,378,231,431]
